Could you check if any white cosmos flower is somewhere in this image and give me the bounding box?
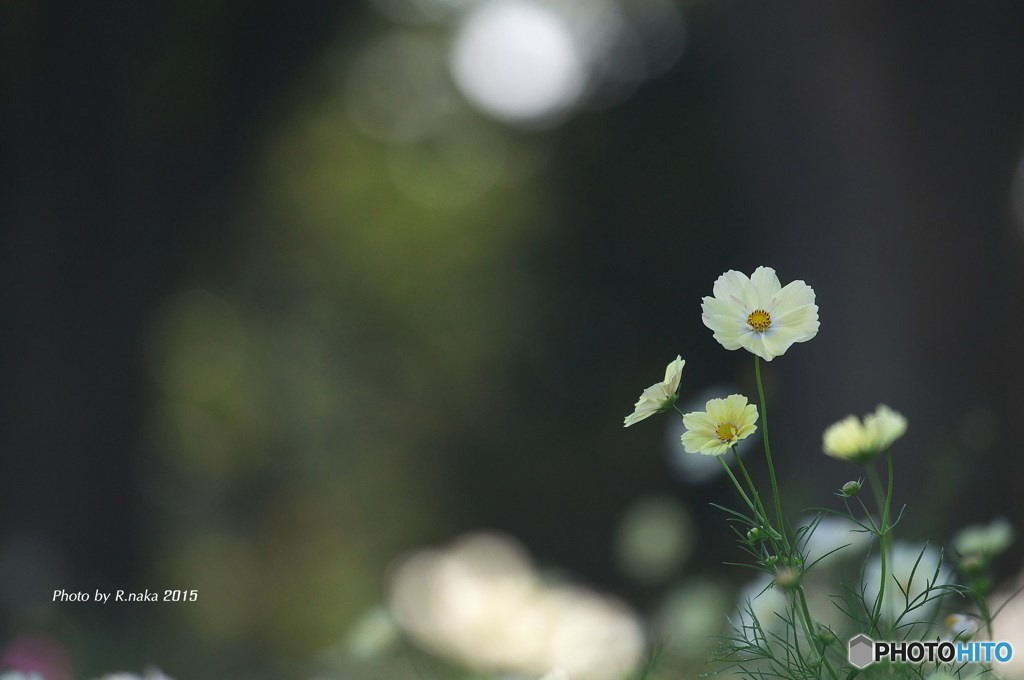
[953,517,1014,559]
[680,395,758,456]
[822,405,907,463]
[623,356,685,427]
[701,267,819,361]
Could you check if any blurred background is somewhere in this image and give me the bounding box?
[2,0,1024,678]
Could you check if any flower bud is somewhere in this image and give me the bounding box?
[816,626,837,645]
[840,480,862,497]
[747,527,766,544]
[774,567,798,590]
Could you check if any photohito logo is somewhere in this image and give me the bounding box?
[847,634,1014,669]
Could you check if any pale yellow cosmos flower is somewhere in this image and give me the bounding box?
[680,394,758,456]
[623,356,685,427]
[822,404,906,462]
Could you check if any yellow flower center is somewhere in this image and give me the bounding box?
[747,309,772,333]
[716,422,738,442]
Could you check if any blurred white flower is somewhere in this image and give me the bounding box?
[822,405,907,463]
[623,355,684,427]
[701,267,819,361]
[654,578,731,659]
[732,573,788,638]
[680,394,758,456]
[953,517,1014,559]
[797,515,872,567]
[822,416,870,461]
[944,613,979,640]
[388,533,644,680]
[538,669,570,680]
[863,542,952,623]
[865,405,907,450]
[95,671,173,680]
[344,605,399,660]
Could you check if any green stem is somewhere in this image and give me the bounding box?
[717,458,757,516]
[754,355,788,547]
[732,448,779,551]
[794,587,839,680]
[750,358,835,678]
[867,451,894,635]
[866,466,886,522]
[973,592,994,641]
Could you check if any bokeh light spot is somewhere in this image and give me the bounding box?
[614,496,694,584]
[346,32,456,142]
[450,0,586,126]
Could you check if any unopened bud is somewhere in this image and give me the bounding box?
[817,626,837,645]
[774,567,798,589]
[841,480,862,497]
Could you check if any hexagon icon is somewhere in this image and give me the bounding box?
[848,634,874,669]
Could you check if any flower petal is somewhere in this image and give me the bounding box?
[760,326,809,358]
[749,266,781,307]
[682,410,716,432]
[738,332,773,361]
[702,297,746,328]
[736,423,757,440]
[663,356,685,391]
[739,403,759,429]
[772,304,819,338]
[712,270,751,306]
[704,397,729,423]
[699,438,729,456]
[769,280,815,314]
[680,430,706,454]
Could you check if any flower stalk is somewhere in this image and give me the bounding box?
[867,451,894,636]
[754,355,787,548]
